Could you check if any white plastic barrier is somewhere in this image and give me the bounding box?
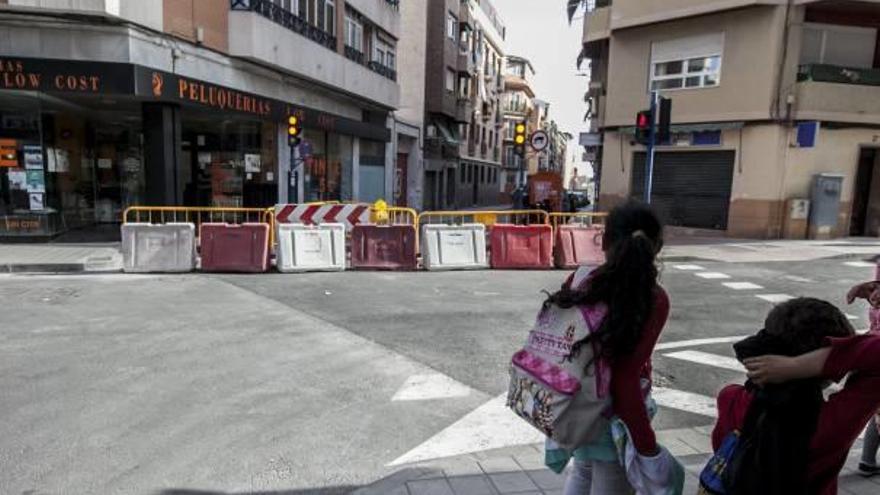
[276,223,346,273]
[121,223,196,273]
[421,224,488,271]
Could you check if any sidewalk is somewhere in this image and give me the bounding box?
[353,427,877,495]
[0,243,122,273]
[662,237,880,263]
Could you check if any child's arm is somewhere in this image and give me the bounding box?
[847,281,880,308]
[743,348,831,386]
[744,334,880,386]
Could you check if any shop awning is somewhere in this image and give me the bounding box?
[434,121,459,145]
[619,121,744,135]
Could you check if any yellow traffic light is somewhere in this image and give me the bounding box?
[288,116,298,126]
[288,126,300,136]
[514,134,526,145]
[515,123,526,134]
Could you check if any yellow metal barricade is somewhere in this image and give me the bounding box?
[549,212,608,233]
[418,209,550,227]
[123,206,276,246]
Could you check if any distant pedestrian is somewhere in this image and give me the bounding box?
[847,277,880,477]
[703,297,880,495]
[541,201,681,493]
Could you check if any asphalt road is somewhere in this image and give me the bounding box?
[0,257,876,494]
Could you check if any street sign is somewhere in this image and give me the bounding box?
[530,130,549,152]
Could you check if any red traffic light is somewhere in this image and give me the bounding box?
[637,111,651,129]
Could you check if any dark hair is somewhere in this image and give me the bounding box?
[545,200,664,361]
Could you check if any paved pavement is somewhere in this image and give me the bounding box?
[0,243,122,272]
[1,244,879,494]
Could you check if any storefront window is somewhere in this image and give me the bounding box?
[0,92,144,239]
[359,139,385,203]
[303,129,353,202]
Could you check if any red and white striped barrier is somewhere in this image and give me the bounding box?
[274,203,371,231]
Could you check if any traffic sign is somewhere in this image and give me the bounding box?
[530,130,549,152]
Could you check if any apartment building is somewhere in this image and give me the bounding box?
[581,0,880,238]
[423,0,505,209]
[0,0,400,240]
[501,55,537,199]
[394,0,426,208]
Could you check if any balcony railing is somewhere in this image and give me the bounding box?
[231,0,336,51]
[798,64,880,86]
[344,46,365,65]
[367,61,397,81]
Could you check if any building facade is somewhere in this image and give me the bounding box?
[423,0,505,209]
[0,0,400,240]
[501,55,536,200]
[394,0,426,208]
[580,0,880,238]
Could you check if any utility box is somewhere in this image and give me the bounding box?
[808,174,844,239]
[782,198,810,239]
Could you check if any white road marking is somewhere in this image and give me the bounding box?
[388,394,543,466]
[664,350,745,373]
[783,275,814,283]
[756,294,795,303]
[655,336,748,351]
[696,272,731,280]
[722,282,764,290]
[845,314,859,321]
[674,264,705,271]
[844,261,876,268]
[391,373,473,402]
[652,387,718,418]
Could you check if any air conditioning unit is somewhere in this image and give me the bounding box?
[427,125,437,138]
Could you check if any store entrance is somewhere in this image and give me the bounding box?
[851,147,880,237]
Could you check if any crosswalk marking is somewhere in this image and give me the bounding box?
[655,336,748,351]
[722,282,764,290]
[392,373,473,402]
[674,264,705,271]
[696,272,731,280]
[844,261,876,268]
[756,294,795,303]
[653,387,718,418]
[664,350,744,373]
[845,314,859,321]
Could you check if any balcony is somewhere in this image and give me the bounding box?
[232,0,336,51]
[455,97,473,123]
[503,103,528,116]
[458,51,476,74]
[582,2,611,43]
[229,2,399,108]
[795,64,880,125]
[367,61,397,82]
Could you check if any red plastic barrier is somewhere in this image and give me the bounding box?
[199,223,269,273]
[489,224,553,269]
[350,225,418,270]
[555,225,606,269]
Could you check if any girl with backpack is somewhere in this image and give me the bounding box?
[542,201,673,493]
[704,297,880,495]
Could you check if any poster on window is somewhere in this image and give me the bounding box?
[244,154,262,173]
[54,149,69,173]
[8,169,26,190]
[23,145,43,170]
[26,170,45,193]
[29,193,44,211]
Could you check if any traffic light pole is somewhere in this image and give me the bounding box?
[644,90,659,205]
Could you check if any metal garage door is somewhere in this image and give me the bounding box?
[631,151,735,230]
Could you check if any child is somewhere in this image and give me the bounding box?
[544,201,672,493]
[847,276,880,477]
[711,297,880,494]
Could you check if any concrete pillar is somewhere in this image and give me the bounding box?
[142,103,181,205]
[352,137,361,202]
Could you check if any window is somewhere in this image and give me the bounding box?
[801,23,877,68]
[386,51,395,70]
[325,0,335,35]
[375,38,396,68]
[650,33,723,91]
[345,13,363,51]
[467,165,473,183]
[445,68,456,92]
[447,13,458,40]
[460,166,466,183]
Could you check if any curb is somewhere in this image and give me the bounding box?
[2,263,85,273]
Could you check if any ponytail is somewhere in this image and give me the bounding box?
[545,201,663,362]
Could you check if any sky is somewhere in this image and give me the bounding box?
[492,0,589,174]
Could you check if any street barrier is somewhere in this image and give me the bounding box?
[555,225,605,269]
[549,212,607,231]
[199,223,270,273]
[123,206,275,246]
[489,224,554,270]
[276,223,346,273]
[121,223,196,273]
[418,209,550,228]
[350,224,418,270]
[274,203,371,231]
[421,224,488,271]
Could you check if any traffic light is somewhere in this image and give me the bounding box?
[657,97,672,144]
[513,121,527,157]
[635,110,652,145]
[287,115,301,148]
